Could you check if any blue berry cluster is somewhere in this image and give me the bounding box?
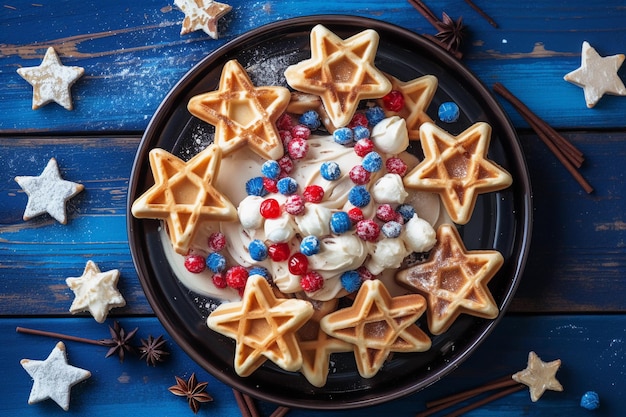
[261,160,281,179]
[245,176,268,196]
[206,252,226,273]
[277,177,298,195]
[340,270,361,293]
[438,101,460,123]
[333,127,354,145]
[248,239,268,261]
[365,106,385,126]
[348,185,371,207]
[330,211,351,234]
[320,161,341,181]
[299,110,321,130]
[300,235,320,256]
[362,151,383,172]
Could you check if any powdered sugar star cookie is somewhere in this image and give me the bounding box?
[14,157,84,224]
[513,351,563,402]
[174,0,232,39]
[20,341,91,411]
[17,47,84,110]
[564,41,626,108]
[66,260,126,323]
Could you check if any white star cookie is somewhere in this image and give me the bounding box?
[20,342,91,411]
[66,260,126,323]
[17,47,84,110]
[14,157,84,224]
[174,0,232,39]
[564,41,626,108]
[513,351,563,402]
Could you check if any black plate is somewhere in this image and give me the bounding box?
[127,15,532,409]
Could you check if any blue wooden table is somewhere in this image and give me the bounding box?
[1,1,625,416]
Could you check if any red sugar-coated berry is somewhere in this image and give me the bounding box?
[376,204,396,222]
[348,207,365,223]
[278,155,294,174]
[349,165,371,185]
[277,113,294,131]
[354,138,375,157]
[268,242,291,262]
[300,271,324,292]
[211,272,227,289]
[184,254,206,273]
[260,198,281,219]
[291,124,311,140]
[356,219,380,241]
[357,266,376,281]
[207,232,226,252]
[288,252,309,275]
[285,194,305,215]
[303,184,324,203]
[382,90,405,112]
[348,112,369,128]
[226,266,249,289]
[279,130,293,147]
[263,177,278,193]
[385,157,408,176]
[394,211,405,224]
[287,137,309,160]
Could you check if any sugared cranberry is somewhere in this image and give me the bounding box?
[207,232,226,252]
[287,137,309,159]
[212,272,227,289]
[348,207,365,223]
[225,266,249,289]
[357,266,376,281]
[348,112,369,128]
[349,165,371,185]
[268,242,291,262]
[382,90,405,112]
[356,219,380,241]
[184,254,206,274]
[277,113,294,130]
[285,194,305,215]
[260,198,281,219]
[385,157,408,176]
[278,155,294,174]
[300,271,324,292]
[288,252,309,275]
[376,204,396,222]
[353,138,375,157]
[262,177,278,193]
[291,124,311,140]
[303,185,324,203]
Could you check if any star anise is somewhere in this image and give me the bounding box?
[101,320,138,362]
[169,373,213,414]
[138,334,170,366]
[434,12,466,55]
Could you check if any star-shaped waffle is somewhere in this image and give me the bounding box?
[66,260,126,323]
[188,59,290,161]
[319,279,431,379]
[396,223,502,335]
[131,145,237,255]
[17,47,84,110]
[284,24,392,128]
[20,342,91,411]
[403,122,512,225]
[206,275,314,377]
[564,41,626,108]
[296,299,353,387]
[174,0,232,39]
[378,74,438,140]
[512,351,563,402]
[14,157,84,224]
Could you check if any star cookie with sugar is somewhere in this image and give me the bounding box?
[207,275,314,377]
[564,41,626,108]
[320,279,431,378]
[378,74,438,140]
[66,260,126,323]
[174,0,232,39]
[17,47,84,110]
[396,224,502,335]
[14,157,84,225]
[21,341,91,411]
[403,122,512,225]
[513,351,563,402]
[131,145,238,255]
[284,24,392,128]
[188,59,291,160]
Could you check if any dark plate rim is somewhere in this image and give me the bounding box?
[127,14,533,409]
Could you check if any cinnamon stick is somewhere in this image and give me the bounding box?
[407,0,440,27]
[426,375,516,408]
[442,384,524,417]
[463,0,498,28]
[232,389,252,417]
[269,406,291,417]
[242,393,260,417]
[16,326,107,346]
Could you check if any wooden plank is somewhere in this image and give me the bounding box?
[1,131,625,315]
[1,315,623,416]
[2,1,626,133]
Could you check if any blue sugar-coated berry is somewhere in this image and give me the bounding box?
[330,211,352,234]
[261,160,281,180]
[352,125,370,141]
[320,161,341,181]
[382,221,403,238]
[206,252,226,273]
[249,266,272,283]
[438,101,460,123]
[245,176,268,196]
[300,235,320,256]
[299,110,321,130]
[348,185,371,207]
[333,127,354,145]
[396,204,416,223]
[340,270,362,293]
[277,177,298,195]
[580,391,600,410]
[362,151,383,173]
[248,239,268,261]
[365,106,385,126]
